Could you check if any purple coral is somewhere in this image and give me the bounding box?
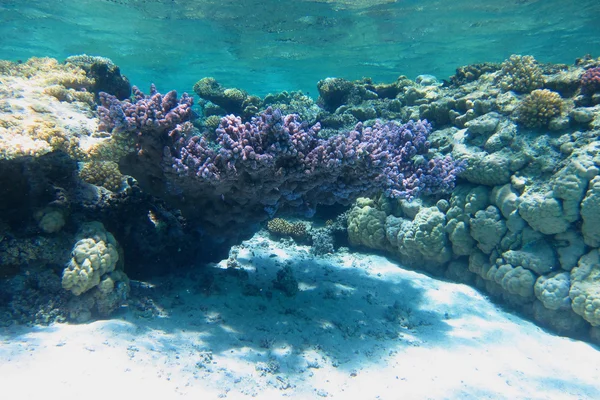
[581,67,600,94]
[97,87,462,232]
[167,108,462,216]
[98,84,193,139]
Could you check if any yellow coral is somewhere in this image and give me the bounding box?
[204,115,221,131]
[267,218,307,239]
[516,89,563,128]
[497,55,544,93]
[62,222,120,296]
[44,85,95,105]
[347,198,389,250]
[79,160,124,192]
[9,57,94,89]
[0,57,106,161]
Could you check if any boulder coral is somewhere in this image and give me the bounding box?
[389,205,452,266]
[469,206,507,254]
[518,147,597,235]
[569,250,600,326]
[347,198,388,250]
[581,175,600,246]
[534,271,571,310]
[62,222,120,296]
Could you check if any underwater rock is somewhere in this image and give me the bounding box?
[272,266,299,297]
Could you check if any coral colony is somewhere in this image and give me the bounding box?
[98,88,463,222]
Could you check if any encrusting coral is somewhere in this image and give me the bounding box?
[0,57,131,162]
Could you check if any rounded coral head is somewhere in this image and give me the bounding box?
[581,66,600,94]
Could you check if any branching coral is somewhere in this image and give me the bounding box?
[79,160,124,192]
[497,55,544,93]
[516,89,563,128]
[99,87,462,232]
[169,108,461,203]
[266,218,307,239]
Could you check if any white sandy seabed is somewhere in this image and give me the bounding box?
[1,231,600,400]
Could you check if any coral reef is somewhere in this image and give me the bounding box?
[193,77,259,117]
[450,62,501,85]
[0,58,99,160]
[3,51,600,346]
[344,55,600,342]
[0,56,138,163]
[65,54,131,100]
[317,77,357,111]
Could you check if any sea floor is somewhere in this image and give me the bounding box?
[1,231,599,400]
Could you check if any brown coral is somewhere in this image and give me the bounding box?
[516,89,564,128]
[79,161,124,192]
[497,55,544,93]
[267,218,307,239]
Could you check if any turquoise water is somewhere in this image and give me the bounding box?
[1,0,599,95]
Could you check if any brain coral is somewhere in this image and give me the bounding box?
[62,222,119,296]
